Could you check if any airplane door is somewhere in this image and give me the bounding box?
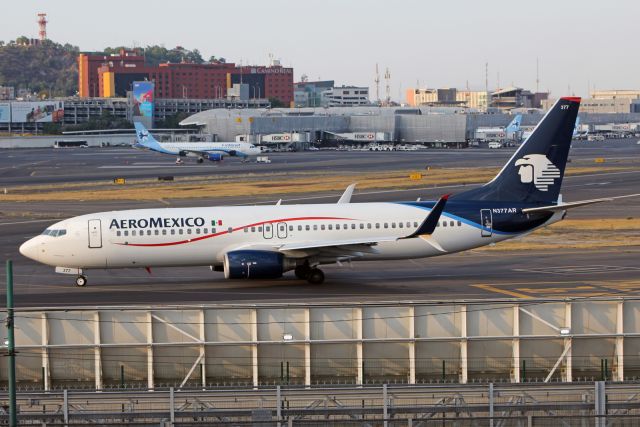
[480,209,492,237]
[88,219,102,248]
[263,223,273,239]
[277,222,287,239]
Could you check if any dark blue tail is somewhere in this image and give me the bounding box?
[455,97,580,204]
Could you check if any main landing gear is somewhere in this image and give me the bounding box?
[294,264,325,284]
[75,275,87,287]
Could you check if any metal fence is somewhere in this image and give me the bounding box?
[0,382,637,425]
[0,298,639,390]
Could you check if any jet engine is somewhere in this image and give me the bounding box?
[227,150,237,157]
[205,153,224,162]
[223,250,295,279]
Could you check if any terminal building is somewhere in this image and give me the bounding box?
[78,49,294,106]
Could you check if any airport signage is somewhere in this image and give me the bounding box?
[0,102,9,123]
[132,81,154,119]
[261,133,292,143]
[109,217,206,230]
[5,101,64,123]
[249,67,292,74]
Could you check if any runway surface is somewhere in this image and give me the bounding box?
[0,139,639,307]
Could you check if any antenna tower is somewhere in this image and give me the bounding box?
[37,13,48,41]
[536,57,540,93]
[485,62,488,93]
[384,67,391,105]
[374,64,380,103]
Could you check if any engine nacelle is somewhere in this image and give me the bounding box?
[178,150,188,157]
[223,250,293,279]
[206,153,224,162]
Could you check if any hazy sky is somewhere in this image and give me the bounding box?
[3,0,638,100]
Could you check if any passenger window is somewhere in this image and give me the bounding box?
[178,229,183,235]
[399,222,404,228]
[351,224,356,230]
[258,226,263,232]
[251,227,255,232]
[244,228,248,233]
[132,230,137,236]
[117,231,121,237]
[336,224,340,230]
[162,229,167,235]
[414,222,419,227]
[391,223,396,229]
[450,221,454,227]
[298,225,302,231]
[306,225,310,231]
[376,223,380,229]
[313,225,318,231]
[187,229,192,235]
[155,230,159,235]
[443,222,447,227]
[321,225,325,231]
[328,224,333,230]
[289,225,293,231]
[457,221,462,227]
[360,224,364,229]
[147,230,152,236]
[124,231,129,236]
[367,223,372,229]
[228,227,233,233]
[406,222,411,228]
[171,229,175,235]
[203,228,208,234]
[384,223,388,229]
[436,222,440,227]
[344,224,348,229]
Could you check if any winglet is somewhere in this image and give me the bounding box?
[337,183,357,204]
[401,194,450,239]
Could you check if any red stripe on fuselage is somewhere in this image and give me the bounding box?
[114,216,355,247]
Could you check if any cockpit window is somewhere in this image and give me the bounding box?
[41,229,67,237]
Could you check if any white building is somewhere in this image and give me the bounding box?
[323,86,370,107]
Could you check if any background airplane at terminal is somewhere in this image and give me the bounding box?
[522,116,581,141]
[19,98,639,287]
[133,122,261,163]
[475,114,522,140]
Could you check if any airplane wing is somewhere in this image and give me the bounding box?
[522,193,640,214]
[227,195,449,260]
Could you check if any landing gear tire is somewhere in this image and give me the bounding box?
[295,265,311,280]
[75,275,87,287]
[197,158,204,164]
[306,268,324,285]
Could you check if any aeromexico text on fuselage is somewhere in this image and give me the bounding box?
[109,217,206,230]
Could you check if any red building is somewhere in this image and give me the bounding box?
[78,49,294,105]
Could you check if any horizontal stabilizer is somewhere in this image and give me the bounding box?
[402,194,449,239]
[522,193,640,214]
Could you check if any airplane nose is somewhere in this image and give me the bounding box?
[19,238,39,261]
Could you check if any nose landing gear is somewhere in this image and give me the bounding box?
[75,275,87,287]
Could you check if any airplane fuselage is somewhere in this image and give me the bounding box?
[20,201,560,271]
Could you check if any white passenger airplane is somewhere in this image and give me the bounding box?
[134,122,261,163]
[19,98,637,287]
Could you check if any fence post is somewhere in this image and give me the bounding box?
[595,381,606,427]
[63,389,69,427]
[276,385,282,426]
[169,387,175,426]
[489,383,494,427]
[383,384,388,427]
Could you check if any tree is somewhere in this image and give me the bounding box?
[269,97,288,108]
